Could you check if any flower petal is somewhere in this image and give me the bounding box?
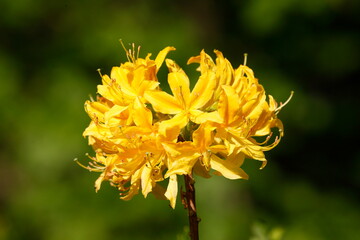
[166,59,191,108]
[163,142,200,177]
[104,105,129,126]
[132,97,153,129]
[164,174,178,209]
[192,123,215,150]
[155,46,176,72]
[144,90,182,114]
[187,50,215,74]
[189,110,222,124]
[141,165,153,198]
[158,112,188,137]
[110,66,137,99]
[97,75,129,105]
[189,70,216,109]
[137,80,159,97]
[218,85,240,125]
[210,154,248,180]
[214,50,234,87]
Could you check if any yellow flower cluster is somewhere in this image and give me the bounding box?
[81,45,291,208]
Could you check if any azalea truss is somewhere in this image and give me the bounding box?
[80,45,292,208]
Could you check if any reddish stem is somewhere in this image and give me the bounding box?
[183,174,200,240]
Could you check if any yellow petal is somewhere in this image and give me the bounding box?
[120,180,140,201]
[110,66,129,85]
[131,65,146,88]
[192,123,215,150]
[227,130,267,162]
[94,172,105,192]
[120,167,142,200]
[189,71,216,109]
[214,50,234,86]
[161,142,182,157]
[84,100,109,118]
[227,152,246,168]
[168,72,191,108]
[165,153,201,177]
[110,67,137,99]
[242,89,266,120]
[164,142,200,177]
[210,154,248,180]
[187,50,215,74]
[104,105,128,126]
[158,113,188,137]
[137,80,159,98]
[218,85,240,125]
[155,46,176,72]
[189,110,222,124]
[132,97,153,129]
[232,65,256,93]
[144,90,182,114]
[83,121,112,139]
[141,165,153,198]
[164,174,178,209]
[166,59,191,108]
[187,55,201,65]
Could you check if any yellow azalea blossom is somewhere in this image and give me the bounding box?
[144,58,221,138]
[98,46,175,104]
[192,123,249,180]
[80,44,291,208]
[187,50,234,109]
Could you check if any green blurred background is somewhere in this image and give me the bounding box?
[1,0,359,239]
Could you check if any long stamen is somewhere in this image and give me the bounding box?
[276,91,294,113]
[243,53,248,66]
[132,43,136,61]
[74,158,103,172]
[119,39,132,62]
[137,45,141,59]
[88,94,95,102]
[238,53,248,81]
[97,68,103,78]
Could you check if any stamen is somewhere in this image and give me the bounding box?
[85,152,96,161]
[74,158,88,169]
[89,94,95,102]
[88,161,105,170]
[257,133,272,145]
[74,158,103,172]
[137,45,141,59]
[119,39,131,62]
[128,49,133,61]
[97,68,103,78]
[243,53,248,66]
[132,43,136,60]
[237,53,248,80]
[276,91,294,113]
[260,160,267,170]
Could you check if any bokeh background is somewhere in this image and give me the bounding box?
[1,0,359,239]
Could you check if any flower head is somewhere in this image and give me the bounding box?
[80,44,292,208]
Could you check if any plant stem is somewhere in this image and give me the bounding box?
[183,174,200,240]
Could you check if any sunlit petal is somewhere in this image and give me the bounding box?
[144,90,182,114]
[164,174,178,209]
[155,46,176,72]
[210,155,249,180]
